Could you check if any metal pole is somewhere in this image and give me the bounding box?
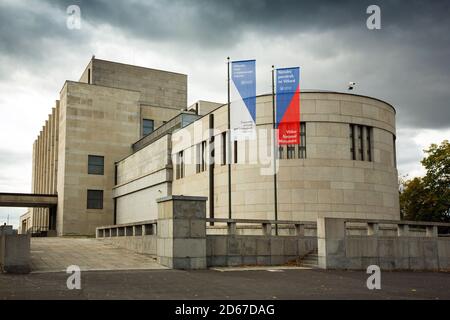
[227,57,232,219]
[272,66,278,235]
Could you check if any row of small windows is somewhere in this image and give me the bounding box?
[349,124,373,162]
[175,122,306,179]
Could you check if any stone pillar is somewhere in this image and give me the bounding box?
[317,217,346,269]
[156,195,207,269]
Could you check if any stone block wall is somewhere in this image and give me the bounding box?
[318,217,450,270]
[0,234,31,274]
[156,196,207,269]
[207,235,317,267]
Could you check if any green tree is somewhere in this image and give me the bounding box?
[400,140,450,222]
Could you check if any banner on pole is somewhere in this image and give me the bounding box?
[231,60,256,141]
[276,67,300,145]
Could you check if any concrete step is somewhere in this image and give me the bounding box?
[299,250,319,268]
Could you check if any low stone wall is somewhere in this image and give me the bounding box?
[99,235,157,256]
[343,236,450,270]
[0,234,31,273]
[318,217,450,271]
[207,235,317,267]
[96,196,317,269]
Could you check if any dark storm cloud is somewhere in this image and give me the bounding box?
[38,0,450,128]
[1,0,449,129]
[0,1,90,79]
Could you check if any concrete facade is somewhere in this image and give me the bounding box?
[170,92,399,222]
[26,58,400,236]
[25,58,187,236]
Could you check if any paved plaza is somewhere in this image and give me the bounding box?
[30,237,166,272]
[1,268,450,299]
[0,237,448,299]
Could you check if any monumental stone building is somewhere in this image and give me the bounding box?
[21,58,400,236]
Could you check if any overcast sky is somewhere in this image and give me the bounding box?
[1,0,449,227]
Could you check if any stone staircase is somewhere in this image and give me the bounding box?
[299,249,319,268]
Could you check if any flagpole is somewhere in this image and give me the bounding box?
[272,66,278,235]
[227,57,232,220]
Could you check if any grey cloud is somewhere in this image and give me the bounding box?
[38,0,450,128]
[0,0,449,185]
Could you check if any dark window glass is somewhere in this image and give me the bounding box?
[234,140,238,164]
[201,141,207,172]
[176,151,184,179]
[393,135,397,167]
[87,190,103,209]
[367,127,372,162]
[278,146,284,159]
[221,132,227,165]
[143,119,154,136]
[287,145,295,159]
[350,124,373,162]
[357,125,363,160]
[88,155,104,175]
[299,122,307,159]
[350,124,356,160]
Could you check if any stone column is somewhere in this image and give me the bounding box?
[317,217,347,269]
[156,195,207,269]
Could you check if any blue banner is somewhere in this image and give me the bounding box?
[231,60,256,140]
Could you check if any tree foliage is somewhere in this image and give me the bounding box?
[400,140,450,222]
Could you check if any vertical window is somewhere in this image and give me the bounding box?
[143,119,154,136]
[87,190,103,209]
[196,143,201,173]
[201,141,207,172]
[350,124,373,162]
[299,122,307,159]
[233,140,238,164]
[221,132,227,165]
[87,69,91,84]
[88,155,104,175]
[278,146,284,159]
[357,125,363,160]
[287,145,295,159]
[114,163,118,185]
[196,141,207,173]
[393,135,397,168]
[366,127,372,162]
[350,124,355,160]
[176,151,184,179]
